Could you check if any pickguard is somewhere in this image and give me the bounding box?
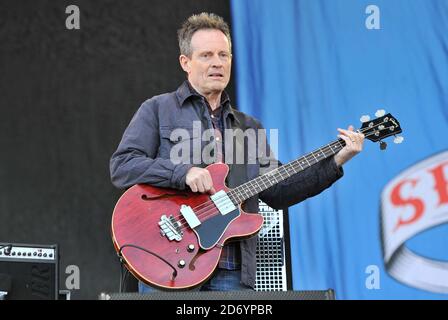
[194,208,240,249]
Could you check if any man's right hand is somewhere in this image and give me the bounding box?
[185,167,216,194]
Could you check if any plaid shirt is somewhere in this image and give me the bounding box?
[208,100,241,270]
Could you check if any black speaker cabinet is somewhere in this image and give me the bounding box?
[99,289,335,300]
[0,243,59,300]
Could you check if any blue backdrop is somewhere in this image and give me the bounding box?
[231,0,448,299]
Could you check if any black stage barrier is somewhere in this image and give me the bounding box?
[99,289,335,300]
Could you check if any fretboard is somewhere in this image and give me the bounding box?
[228,138,346,204]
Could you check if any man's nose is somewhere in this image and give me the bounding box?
[210,54,223,67]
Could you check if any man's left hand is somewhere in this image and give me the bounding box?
[334,125,365,167]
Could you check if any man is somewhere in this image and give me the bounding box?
[110,13,364,293]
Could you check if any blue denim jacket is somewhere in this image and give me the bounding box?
[110,81,343,288]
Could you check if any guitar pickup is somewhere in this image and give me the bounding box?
[180,205,201,229]
[211,190,236,216]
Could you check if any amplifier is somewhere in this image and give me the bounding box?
[100,289,335,300]
[0,243,59,300]
[256,200,290,291]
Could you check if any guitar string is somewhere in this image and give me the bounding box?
[183,126,367,215]
[173,140,345,228]
[170,122,397,231]
[182,122,390,220]
[173,123,394,230]
[175,122,397,231]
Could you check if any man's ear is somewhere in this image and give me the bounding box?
[179,55,191,73]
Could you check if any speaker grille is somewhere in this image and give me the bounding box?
[255,201,287,291]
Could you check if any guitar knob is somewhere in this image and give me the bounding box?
[178,260,186,268]
[187,244,195,252]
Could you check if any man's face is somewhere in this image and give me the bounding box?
[180,29,232,96]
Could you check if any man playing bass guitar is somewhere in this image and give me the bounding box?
[110,12,364,293]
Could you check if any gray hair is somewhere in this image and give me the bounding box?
[178,12,232,57]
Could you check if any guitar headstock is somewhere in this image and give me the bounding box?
[359,110,403,150]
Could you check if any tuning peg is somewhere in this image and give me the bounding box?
[375,109,386,117]
[380,141,387,150]
[360,115,371,123]
[375,109,386,118]
[394,135,404,144]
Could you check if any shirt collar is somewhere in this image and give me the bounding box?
[176,80,236,120]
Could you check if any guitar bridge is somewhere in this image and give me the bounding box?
[158,215,183,241]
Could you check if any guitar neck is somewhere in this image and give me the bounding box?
[228,138,346,204]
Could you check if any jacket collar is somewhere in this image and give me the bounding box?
[175,81,238,123]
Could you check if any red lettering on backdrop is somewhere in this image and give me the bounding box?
[390,179,425,231]
[428,161,448,206]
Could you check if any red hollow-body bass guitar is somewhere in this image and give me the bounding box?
[111,112,402,290]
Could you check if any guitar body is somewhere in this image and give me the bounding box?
[111,163,264,290]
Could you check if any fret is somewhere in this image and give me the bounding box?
[337,139,344,147]
[304,156,311,167]
[240,188,246,199]
[278,169,285,180]
[336,142,343,151]
[276,170,285,181]
[289,161,298,174]
[249,180,259,195]
[238,186,246,201]
[254,182,263,194]
[229,138,346,204]
[234,195,241,204]
[285,162,294,175]
[255,179,264,193]
[242,186,249,199]
[236,190,243,203]
[281,165,291,178]
[260,177,268,189]
[271,170,279,184]
[230,191,238,204]
[287,161,296,175]
[254,179,263,192]
[281,166,291,178]
[318,147,327,159]
[266,177,274,189]
[232,189,240,203]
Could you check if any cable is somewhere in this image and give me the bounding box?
[119,262,130,293]
[117,244,178,289]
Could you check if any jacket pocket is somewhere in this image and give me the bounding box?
[159,126,201,164]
